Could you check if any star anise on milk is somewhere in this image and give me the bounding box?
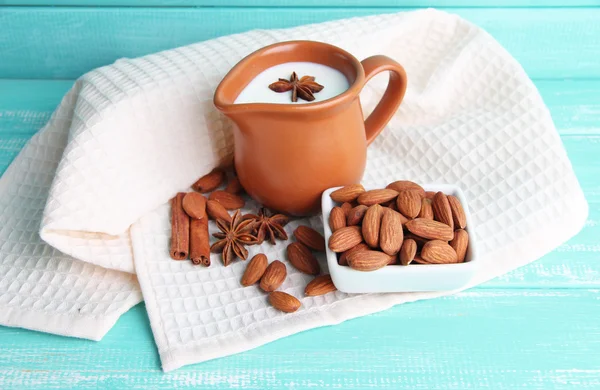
[243,207,290,245]
[210,210,258,266]
[268,72,324,102]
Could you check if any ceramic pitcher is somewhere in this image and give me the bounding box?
[214,41,407,215]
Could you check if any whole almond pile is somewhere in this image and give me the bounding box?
[329,181,469,271]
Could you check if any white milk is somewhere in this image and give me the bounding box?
[234,62,350,104]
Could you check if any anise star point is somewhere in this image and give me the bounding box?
[243,207,289,245]
[210,210,258,266]
[268,72,324,102]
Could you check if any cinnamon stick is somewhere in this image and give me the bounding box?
[170,192,190,260]
[190,217,211,266]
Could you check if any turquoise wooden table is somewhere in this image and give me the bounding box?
[1,1,600,388]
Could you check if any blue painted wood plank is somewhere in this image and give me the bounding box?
[0,7,599,79]
[1,290,600,388]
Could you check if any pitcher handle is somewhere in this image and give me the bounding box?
[360,55,408,146]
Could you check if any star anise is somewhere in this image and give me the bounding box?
[268,72,324,102]
[243,207,290,245]
[210,210,258,266]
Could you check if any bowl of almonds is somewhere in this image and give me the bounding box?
[322,181,478,293]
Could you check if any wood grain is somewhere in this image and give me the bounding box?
[0,7,599,79]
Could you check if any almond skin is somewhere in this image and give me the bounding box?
[329,226,363,253]
[379,208,404,256]
[405,218,454,241]
[206,200,232,223]
[341,202,353,217]
[294,226,326,252]
[347,250,391,271]
[269,291,301,313]
[357,189,399,206]
[399,239,417,265]
[182,192,207,220]
[260,260,287,292]
[425,191,436,199]
[448,195,467,229]
[362,204,384,248]
[224,176,243,194]
[432,192,454,229]
[347,205,368,226]
[386,180,425,198]
[339,242,368,266]
[330,184,365,203]
[396,190,422,219]
[387,254,399,265]
[418,198,434,220]
[305,274,337,296]
[241,253,268,286]
[192,168,225,193]
[421,240,458,264]
[209,190,245,210]
[329,207,347,232]
[286,242,320,275]
[450,229,469,263]
[404,233,429,250]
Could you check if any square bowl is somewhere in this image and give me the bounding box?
[321,184,479,293]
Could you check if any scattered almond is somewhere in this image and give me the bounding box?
[357,189,399,206]
[305,274,337,296]
[347,205,368,226]
[362,204,383,248]
[329,226,363,253]
[386,180,425,198]
[399,239,417,265]
[329,207,347,232]
[260,260,287,292]
[206,200,232,223]
[347,250,391,271]
[294,226,326,252]
[396,190,421,219]
[418,198,434,220]
[330,184,365,203]
[421,240,458,264]
[241,253,268,286]
[432,192,454,229]
[209,190,245,210]
[286,242,320,275]
[192,168,225,193]
[269,291,301,313]
[450,229,469,263]
[182,192,207,220]
[448,195,467,229]
[224,176,243,194]
[379,208,404,256]
[405,218,454,241]
[339,242,369,266]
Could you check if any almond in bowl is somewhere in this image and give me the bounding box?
[322,181,479,293]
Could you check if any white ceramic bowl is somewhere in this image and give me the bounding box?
[322,184,479,293]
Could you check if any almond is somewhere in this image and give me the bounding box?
[362,204,383,248]
[386,180,425,198]
[339,242,368,266]
[396,190,421,219]
[405,218,454,241]
[192,168,225,193]
[404,233,429,250]
[341,202,353,216]
[224,176,243,194]
[305,274,337,296]
[412,254,427,264]
[425,191,436,199]
[448,195,467,229]
[286,242,320,275]
[206,200,232,223]
[182,192,207,220]
[347,205,368,226]
[329,207,347,232]
[432,192,454,229]
[260,260,286,292]
[399,239,417,265]
[421,240,458,264]
[269,291,301,313]
[387,254,399,265]
[209,190,245,210]
[294,226,326,252]
[330,184,365,203]
[379,208,404,256]
[328,226,363,253]
[357,189,399,206]
[418,198,434,220]
[241,253,268,286]
[450,229,469,263]
[347,250,391,271]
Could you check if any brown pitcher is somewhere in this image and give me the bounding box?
[214,41,407,215]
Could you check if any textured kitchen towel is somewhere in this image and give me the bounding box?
[0,9,587,370]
